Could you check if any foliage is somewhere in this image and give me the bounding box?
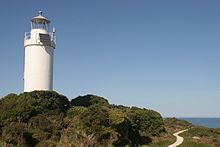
[67,106,87,118]
[109,106,165,146]
[149,140,174,147]
[164,117,192,128]
[81,105,110,133]
[109,109,127,125]
[128,107,165,137]
[2,122,38,146]
[183,127,220,146]
[71,94,109,107]
[163,118,220,147]
[60,117,97,146]
[0,91,69,146]
[188,127,220,138]
[179,142,211,147]
[0,139,3,146]
[0,92,166,146]
[0,91,70,125]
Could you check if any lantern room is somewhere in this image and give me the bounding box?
[31,11,50,31]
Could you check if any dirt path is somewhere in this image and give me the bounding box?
[168,129,188,147]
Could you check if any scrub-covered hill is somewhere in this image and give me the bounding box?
[0,91,165,147]
[151,118,220,147]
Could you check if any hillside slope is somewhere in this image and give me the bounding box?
[152,118,220,147]
[0,91,165,146]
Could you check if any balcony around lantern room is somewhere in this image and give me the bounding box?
[24,31,56,48]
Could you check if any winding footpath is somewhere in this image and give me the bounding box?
[168,129,188,147]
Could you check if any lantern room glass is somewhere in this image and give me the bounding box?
[31,20,50,31]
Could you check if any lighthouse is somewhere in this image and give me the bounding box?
[24,11,56,92]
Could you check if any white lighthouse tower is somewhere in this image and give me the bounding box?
[24,11,56,92]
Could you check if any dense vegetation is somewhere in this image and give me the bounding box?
[155,118,220,147]
[164,117,192,131]
[0,91,165,146]
[181,126,220,147]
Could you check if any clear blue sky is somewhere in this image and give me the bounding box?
[0,0,219,117]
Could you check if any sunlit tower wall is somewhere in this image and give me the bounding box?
[24,11,56,92]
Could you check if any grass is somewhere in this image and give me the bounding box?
[179,140,211,147]
[161,118,220,147]
[176,129,212,147]
[146,118,220,147]
[148,140,174,147]
[181,127,220,147]
[148,131,176,147]
[0,139,3,147]
[149,118,220,147]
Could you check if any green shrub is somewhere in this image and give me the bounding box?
[35,140,57,147]
[164,117,192,127]
[0,91,70,124]
[29,115,53,132]
[128,107,165,136]
[2,122,38,146]
[109,109,126,125]
[67,106,87,118]
[188,127,219,138]
[71,95,109,107]
[81,105,109,133]
[31,129,51,141]
[0,92,166,146]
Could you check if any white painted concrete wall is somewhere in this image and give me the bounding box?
[24,29,54,92]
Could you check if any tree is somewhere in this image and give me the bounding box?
[71,95,109,107]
